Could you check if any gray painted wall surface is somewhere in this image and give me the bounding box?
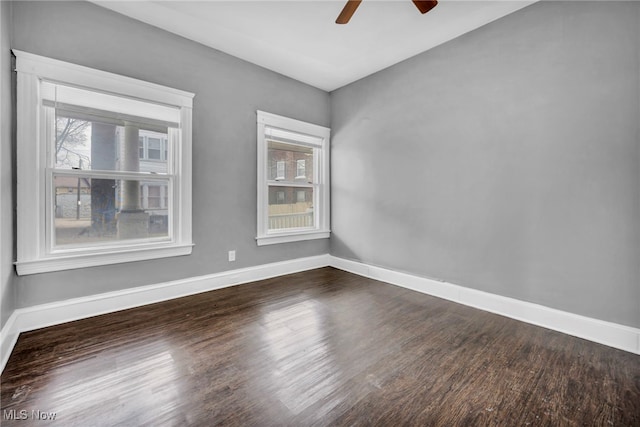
[10,1,330,307]
[330,1,640,328]
[1,0,15,328]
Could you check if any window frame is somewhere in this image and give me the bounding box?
[256,110,330,246]
[14,50,194,275]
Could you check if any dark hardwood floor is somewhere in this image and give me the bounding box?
[1,267,639,426]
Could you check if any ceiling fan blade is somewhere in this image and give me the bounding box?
[336,0,362,24]
[412,0,438,14]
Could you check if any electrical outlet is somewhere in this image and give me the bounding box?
[228,250,236,262]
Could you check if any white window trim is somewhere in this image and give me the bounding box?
[256,110,330,246]
[14,50,194,275]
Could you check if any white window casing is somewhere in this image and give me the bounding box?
[14,50,194,275]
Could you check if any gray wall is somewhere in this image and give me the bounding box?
[330,1,640,328]
[1,0,15,328]
[6,1,639,330]
[10,1,330,307]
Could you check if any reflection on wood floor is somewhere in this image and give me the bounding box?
[1,267,639,426]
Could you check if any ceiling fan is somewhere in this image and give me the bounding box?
[336,0,438,24]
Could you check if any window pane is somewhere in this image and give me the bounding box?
[267,141,313,182]
[148,137,162,160]
[296,159,306,179]
[54,115,169,174]
[54,115,92,170]
[276,161,285,180]
[140,131,168,173]
[268,186,314,230]
[54,175,169,247]
[147,185,163,208]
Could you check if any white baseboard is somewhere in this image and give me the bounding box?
[330,256,640,355]
[3,253,638,374]
[0,311,19,376]
[0,254,331,373]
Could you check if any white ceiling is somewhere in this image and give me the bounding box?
[92,1,536,92]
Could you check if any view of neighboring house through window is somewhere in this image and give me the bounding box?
[266,141,314,227]
[51,93,172,248]
[256,111,330,246]
[139,134,168,161]
[147,137,162,160]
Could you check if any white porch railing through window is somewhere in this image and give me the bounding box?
[268,212,314,230]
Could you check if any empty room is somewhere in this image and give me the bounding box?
[0,0,639,425]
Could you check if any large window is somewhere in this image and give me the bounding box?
[14,50,194,275]
[256,111,330,246]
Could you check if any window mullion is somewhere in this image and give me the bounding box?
[50,168,173,181]
[267,181,314,188]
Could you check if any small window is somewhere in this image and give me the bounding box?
[14,50,194,275]
[296,159,306,180]
[148,137,162,160]
[256,111,330,246]
[275,161,286,181]
[147,185,163,208]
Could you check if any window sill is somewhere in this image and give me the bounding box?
[256,230,330,246]
[15,243,194,275]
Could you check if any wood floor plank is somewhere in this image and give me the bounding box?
[1,267,639,426]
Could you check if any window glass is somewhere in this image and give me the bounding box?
[266,140,315,231]
[54,116,169,174]
[147,185,162,208]
[296,159,306,179]
[148,137,162,160]
[53,176,170,247]
[50,110,171,251]
[268,141,313,182]
[48,89,173,250]
[275,161,286,181]
[140,131,168,173]
[268,186,314,230]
